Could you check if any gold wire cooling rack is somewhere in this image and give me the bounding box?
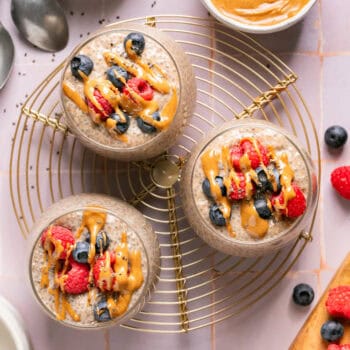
[9,15,321,333]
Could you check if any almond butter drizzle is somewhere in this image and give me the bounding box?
[62,83,88,113]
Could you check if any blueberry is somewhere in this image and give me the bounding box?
[202,177,227,199]
[93,297,111,322]
[292,283,314,306]
[72,241,90,263]
[255,167,271,192]
[209,204,226,226]
[254,196,272,219]
[137,111,160,133]
[70,55,93,80]
[270,167,282,193]
[321,320,344,342]
[124,32,145,56]
[110,111,130,134]
[95,231,110,254]
[325,125,348,148]
[106,65,130,91]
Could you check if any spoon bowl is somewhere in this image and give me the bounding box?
[0,23,15,90]
[11,0,68,52]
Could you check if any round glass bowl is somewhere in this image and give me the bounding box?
[201,0,317,34]
[180,119,318,257]
[61,23,196,161]
[27,194,160,329]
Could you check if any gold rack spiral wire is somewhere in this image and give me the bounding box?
[9,15,321,333]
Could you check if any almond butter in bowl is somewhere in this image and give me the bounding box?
[61,24,196,161]
[180,119,318,257]
[27,194,160,328]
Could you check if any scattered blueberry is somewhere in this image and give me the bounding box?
[202,177,227,199]
[321,320,344,342]
[124,32,145,56]
[72,241,90,263]
[109,111,130,134]
[270,167,282,193]
[93,297,112,322]
[106,65,130,91]
[255,167,271,192]
[292,283,314,306]
[95,231,110,254]
[325,125,348,149]
[254,196,272,219]
[137,111,160,133]
[70,55,93,80]
[209,204,226,226]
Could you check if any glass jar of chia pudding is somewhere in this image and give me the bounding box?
[27,193,160,329]
[60,23,196,161]
[180,119,318,257]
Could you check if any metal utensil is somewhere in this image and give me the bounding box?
[11,0,69,52]
[0,22,15,90]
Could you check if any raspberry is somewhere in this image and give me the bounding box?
[240,138,269,169]
[230,144,242,171]
[271,183,306,218]
[123,77,154,101]
[93,252,116,291]
[41,225,75,260]
[229,172,246,200]
[62,259,89,294]
[328,345,350,350]
[326,286,350,319]
[87,88,114,120]
[331,166,350,200]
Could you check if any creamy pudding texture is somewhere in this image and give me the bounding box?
[31,209,148,327]
[192,126,309,242]
[211,0,310,26]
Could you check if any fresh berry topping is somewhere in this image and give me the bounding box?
[94,296,112,322]
[70,55,93,80]
[255,167,270,192]
[109,111,131,134]
[72,241,90,264]
[321,320,344,342]
[94,88,114,118]
[271,184,306,218]
[326,286,350,319]
[62,259,89,294]
[41,225,75,260]
[292,283,314,306]
[137,111,160,133]
[95,231,110,254]
[325,125,348,149]
[270,166,282,193]
[124,32,145,56]
[202,176,227,199]
[331,166,350,200]
[123,77,154,101]
[209,204,226,226]
[230,144,243,171]
[254,196,272,219]
[106,65,130,91]
[328,345,350,350]
[228,172,246,200]
[93,252,116,291]
[240,138,269,170]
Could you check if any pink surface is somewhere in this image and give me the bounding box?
[0,0,349,349]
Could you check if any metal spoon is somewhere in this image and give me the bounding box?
[0,22,15,90]
[11,0,69,52]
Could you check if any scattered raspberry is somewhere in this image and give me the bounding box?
[62,259,89,294]
[41,225,75,260]
[93,252,116,291]
[240,138,269,169]
[230,144,242,171]
[331,166,350,200]
[229,172,246,200]
[271,183,306,218]
[87,88,114,120]
[326,286,350,319]
[123,77,154,101]
[328,345,350,350]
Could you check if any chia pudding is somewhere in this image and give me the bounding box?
[28,194,160,328]
[181,119,318,257]
[61,23,196,161]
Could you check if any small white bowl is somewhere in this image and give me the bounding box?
[201,0,317,34]
[0,296,31,350]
